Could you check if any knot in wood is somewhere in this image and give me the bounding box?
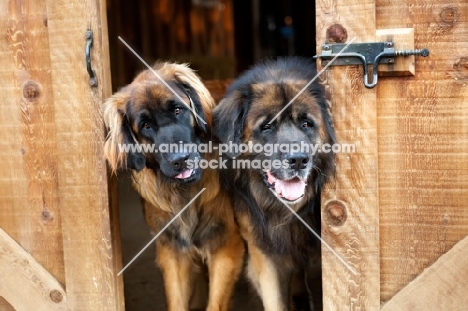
[41,210,54,222]
[326,24,348,43]
[440,6,459,24]
[22,80,41,102]
[451,57,468,81]
[324,201,347,226]
[453,57,468,73]
[49,289,63,303]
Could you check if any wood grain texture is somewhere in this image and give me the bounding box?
[316,0,381,309]
[44,0,124,309]
[0,0,65,285]
[381,236,468,311]
[0,227,66,310]
[376,0,468,302]
[101,1,126,309]
[376,28,415,76]
[0,0,123,309]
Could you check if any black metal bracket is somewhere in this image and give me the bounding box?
[86,30,98,87]
[314,42,429,88]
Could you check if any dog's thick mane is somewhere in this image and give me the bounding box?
[214,57,334,262]
[103,61,244,311]
[103,62,219,213]
[132,152,221,214]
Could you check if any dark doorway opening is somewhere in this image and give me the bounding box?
[106,1,320,310]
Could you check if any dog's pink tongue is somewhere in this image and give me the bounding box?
[175,169,193,179]
[275,178,306,201]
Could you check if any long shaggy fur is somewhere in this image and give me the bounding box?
[213,57,335,311]
[103,62,244,311]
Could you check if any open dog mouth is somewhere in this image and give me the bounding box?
[157,166,201,185]
[264,170,307,202]
[175,168,194,179]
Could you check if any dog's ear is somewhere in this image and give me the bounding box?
[118,110,146,172]
[174,65,215,135]
[308,80,336,146]
[305,82,336,188]
[103,89,146,173]
[212,88,249,148]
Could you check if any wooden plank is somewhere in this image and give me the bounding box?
[0,297,15,311]
[376,0,468,302]
[0,0,65,285]
[1,0,123,309]
[108,173,125,310]
[382,235,468,310]
[0,227,66,311]
[102,1,126,309]
[376,28,415,76]
[316,0,381,309]
[106,0,126,91]
[44,0,124,309]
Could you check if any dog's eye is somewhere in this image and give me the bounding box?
[142,122,151,130]
[302,121,313,128]
[174,107,182,115]
[261,123,272,131]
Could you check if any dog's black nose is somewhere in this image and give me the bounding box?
[168,153,190,170]
[284,153,309,170]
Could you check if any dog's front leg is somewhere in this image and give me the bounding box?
[156,241,192,311]
[206,229,244,311]
[247,242,291,311]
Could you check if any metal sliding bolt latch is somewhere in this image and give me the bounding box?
[314,42,429,88]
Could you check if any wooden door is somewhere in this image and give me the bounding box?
[316,0,468,309]
[0,0,124,310]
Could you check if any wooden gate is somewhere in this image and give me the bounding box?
[0,0,124,310]
[1,0,467,310]
[317,0,468,310]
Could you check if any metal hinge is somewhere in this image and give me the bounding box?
[314,42,429,88]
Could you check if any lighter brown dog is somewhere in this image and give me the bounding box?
[103,62,244,311]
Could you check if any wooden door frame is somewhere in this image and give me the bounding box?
[0,0,124,310]
[316,0,468,309]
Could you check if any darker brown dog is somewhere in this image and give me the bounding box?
[213,57,335,311]
[103,62,244,311]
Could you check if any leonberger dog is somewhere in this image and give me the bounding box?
[213,57,336,311]
[103,62,244,311]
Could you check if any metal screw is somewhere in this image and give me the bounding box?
[386,42,393,48]
[49,289,63,303]
[90,77,98,87]
[323,45,330,51]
